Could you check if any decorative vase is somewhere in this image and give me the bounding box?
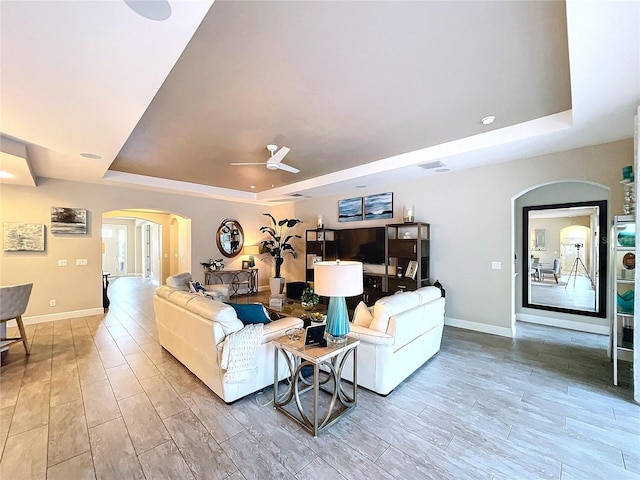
[618,229,636,247]
[301,302,315,311]
[270,277,285,295]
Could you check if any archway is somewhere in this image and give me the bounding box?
[102,209,191,285]
[511,180,610,336]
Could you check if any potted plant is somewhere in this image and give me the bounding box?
[259,213,302,294]
[300,286,319,311]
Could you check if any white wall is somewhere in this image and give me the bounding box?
[292,139,632,336]
[0,179,275,319]
[0,139,632,330]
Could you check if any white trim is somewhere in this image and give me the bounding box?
[516,313,608,335]
[445,316,514,338]
[6,307,105,327]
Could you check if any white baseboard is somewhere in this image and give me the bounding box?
[445,316,514,338]
[516,313,609,335]
[7,307,105,327]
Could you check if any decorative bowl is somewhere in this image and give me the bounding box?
[285,327,304,341]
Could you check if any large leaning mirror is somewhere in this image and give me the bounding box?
[216,219,244,258]
[522,200,607,317]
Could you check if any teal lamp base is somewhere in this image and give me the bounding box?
[325,296,349,345]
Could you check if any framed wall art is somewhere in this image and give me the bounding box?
[338,197,363,222]
[3,223,45,251]
[364,192,393,220]
[51,207,87,234]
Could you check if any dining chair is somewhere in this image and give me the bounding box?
[0,283,33,359]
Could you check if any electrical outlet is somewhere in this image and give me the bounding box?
[58,259,67,266]
[76,258,88,266]
[492,261,502,270]
[49,300,56,307]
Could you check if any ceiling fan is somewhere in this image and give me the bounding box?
[230,144,299,173]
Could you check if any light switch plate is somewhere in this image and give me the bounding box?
[76,259,88,266]
[58,259,67,266]
[492,261,502,270]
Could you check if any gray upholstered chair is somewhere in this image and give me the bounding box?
[539,259,562,283]
[0,283,33,358]
[165,272,230,302]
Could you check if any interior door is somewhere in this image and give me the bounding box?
[102,224,127,276]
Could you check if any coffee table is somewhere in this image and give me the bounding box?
[272,335,358,436]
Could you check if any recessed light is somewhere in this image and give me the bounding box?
[481,116,496,125]
[124,0,172,21]
[80,153,102,159]
[0,170,15,179]
[250,185,256,190]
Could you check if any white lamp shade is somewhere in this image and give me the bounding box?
[243,245,259,255]
[313,261,363,297]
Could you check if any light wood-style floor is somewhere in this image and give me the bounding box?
[1,276,638,479]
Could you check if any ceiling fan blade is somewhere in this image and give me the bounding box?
[267,146,290,165]
[229,162,267,166]
[277,162,300,174]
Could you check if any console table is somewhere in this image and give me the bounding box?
[204,268,258,295]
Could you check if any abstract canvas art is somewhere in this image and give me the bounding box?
[51,207,87,234]
[364,192,393,220]
[338,197,363,222]
[3,223,45,251]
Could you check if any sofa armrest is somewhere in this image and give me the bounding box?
[348,324,394,346]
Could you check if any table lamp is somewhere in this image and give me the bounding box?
[313,260,363,345]
[243,245,259,267]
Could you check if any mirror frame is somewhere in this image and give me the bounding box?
[522,200,608,318]
[216,218,244,258]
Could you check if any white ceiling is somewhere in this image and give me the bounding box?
[1,1,638,204]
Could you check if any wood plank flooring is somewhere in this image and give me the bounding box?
[0,276,638,479]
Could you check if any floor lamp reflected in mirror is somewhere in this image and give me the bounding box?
[313,260,363,345]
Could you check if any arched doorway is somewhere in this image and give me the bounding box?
[512,181,610,336]
[102,209,191,285]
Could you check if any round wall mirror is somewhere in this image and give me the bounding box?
[216,219,244,258]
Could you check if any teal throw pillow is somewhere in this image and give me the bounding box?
[225,302,271,325]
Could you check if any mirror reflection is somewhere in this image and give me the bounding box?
[523,201,607,317]
[216,219,244,258]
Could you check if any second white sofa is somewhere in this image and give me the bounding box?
[342,286,445,395]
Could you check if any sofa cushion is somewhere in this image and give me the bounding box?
[352,301,374,328]
[348,324,394,346]
[225,303,271,325]
[370,291,421,333]
[155,285,174,300]
[167,289,198,308]
[414,286,442,304]
[166,272,192,291]
[186,297,243,335]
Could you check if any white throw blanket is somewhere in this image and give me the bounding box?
[220,324,264,384]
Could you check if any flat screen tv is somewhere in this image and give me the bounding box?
[337,227,385,264]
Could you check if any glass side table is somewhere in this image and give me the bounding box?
[273,335,359,436]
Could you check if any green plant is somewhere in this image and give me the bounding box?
[259,214,302,278]
[300,286,319,305]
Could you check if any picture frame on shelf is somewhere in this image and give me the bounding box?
[405,260,418,280]
[242,260,250,269]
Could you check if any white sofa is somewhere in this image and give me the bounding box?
[153,284,303,403]
[342,286,445,395]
